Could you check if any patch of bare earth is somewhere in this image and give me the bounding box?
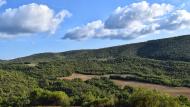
[113,80,190,99]
[59,73,98,81]
[61,73,190,99]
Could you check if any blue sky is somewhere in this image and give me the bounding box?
[0,0,189,59]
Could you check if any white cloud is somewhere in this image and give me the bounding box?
[64,20,149,40]
[158,10,190,30]
[0,3,71,38]
[0,0,6,7]
[105,1,173,29]
[64,20,113,40]
[64,1,190,40]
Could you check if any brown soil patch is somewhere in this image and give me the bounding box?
[59,73,98,81]
[61,73,190,99]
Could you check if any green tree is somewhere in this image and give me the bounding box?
[29,88,70,107]
[128,89,180,107]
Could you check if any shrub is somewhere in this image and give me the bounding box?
[127,89,181,107]
[29,88,70,107]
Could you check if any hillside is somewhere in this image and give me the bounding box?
[0,70,38,106]
[12,35,190,62]
[0,59,190,106]
[0,60,4,62]
[1,35,190,106]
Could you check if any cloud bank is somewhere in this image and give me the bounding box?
[64,1,190,40]
[0,3,71,39]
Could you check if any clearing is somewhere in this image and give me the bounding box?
[60,73,190,99]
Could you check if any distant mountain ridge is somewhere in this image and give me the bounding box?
[12,35,190,62]
[0,60,4,62]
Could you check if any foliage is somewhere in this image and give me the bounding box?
[0,70,38,106]
[41,78,189,107]
[0,35,190,106]
[0,69,189,107]
[127,89,181,107]
[33,61,73,79]
[70,57,190,87]
[178,95,190,107]
[0,61,73,79]
[29,88,70,106]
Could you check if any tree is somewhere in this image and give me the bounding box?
[29,88,70,107]
[128,89,180,107]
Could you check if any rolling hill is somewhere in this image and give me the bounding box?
[1,35,190,107]
[12,35,190,62]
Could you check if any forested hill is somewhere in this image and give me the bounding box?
[12,35,190,62]
[0,60,4,62]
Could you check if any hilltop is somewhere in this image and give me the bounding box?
[12,35,190,62]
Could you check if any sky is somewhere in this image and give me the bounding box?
[0,0,190,59]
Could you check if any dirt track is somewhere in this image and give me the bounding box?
[61,73,190,99]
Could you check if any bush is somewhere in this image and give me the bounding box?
[178,95,190,106]
[29,88,70,106]
[0,70,38,106]
[128,89,181,107]
[82,91,116,107]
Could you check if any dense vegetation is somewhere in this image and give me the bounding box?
[0,35,190,106]
[0,61,73,79]
[23,57,189,87]
[2,55,190,87]
[1,72,189,107]
[29,88,70,106]
[0,60,190,106]
[0,70,38,106]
